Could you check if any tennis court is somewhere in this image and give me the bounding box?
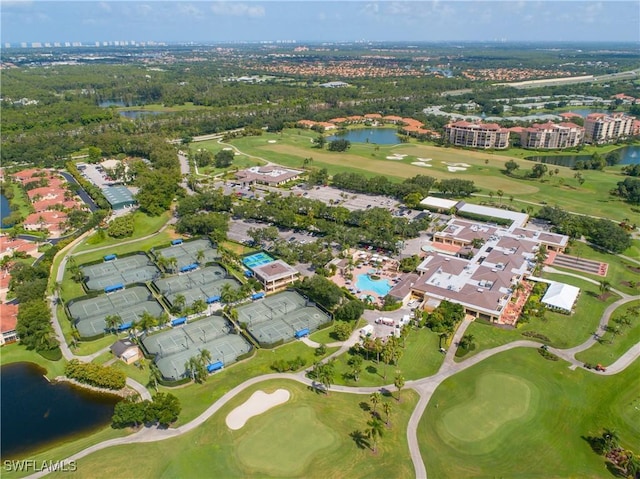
[141,315,252,381]
[67,286,164,338]
[153,265,241,308]
[154,239,219,271]
[242,252,275,270]
[236,290,331,345]
[81,254,161,291]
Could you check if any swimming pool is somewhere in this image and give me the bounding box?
[356,274,392,297]
[242,252,275,269]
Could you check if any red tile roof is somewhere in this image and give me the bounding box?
[0,303,18,333]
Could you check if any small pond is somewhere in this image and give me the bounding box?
[327,128,401,145]
[0,362,120,459]
[525,145,640,167]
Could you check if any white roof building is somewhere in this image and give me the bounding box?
[420,196,458,211]
[540,281,580,313]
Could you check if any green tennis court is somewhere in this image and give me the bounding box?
[153,266,241,308]
[142,315,252,380]
[237,291,330,345]
[81,254,161,291]
[67,286,164,338]
[153,239,219,271]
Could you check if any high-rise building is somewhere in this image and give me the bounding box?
[584,112,635,144]
[443,121,510,149]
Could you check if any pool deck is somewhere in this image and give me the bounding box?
[329,250,403,306]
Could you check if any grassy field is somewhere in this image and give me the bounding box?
[623,239,640,260]
[556,241,639,296]
[46,380,418,479]
[73,210,172,253]
[457,272,618,361]
[576,300,640,367]
[420,347,640,478]
[0,343,66,379]
[191,139,264,176]
[226,129,637,221]
[158,341,339,426]
[332,327,443,386]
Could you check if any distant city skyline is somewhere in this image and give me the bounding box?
[1,1,638,45]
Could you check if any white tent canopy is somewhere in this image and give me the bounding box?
[541,281,580,313]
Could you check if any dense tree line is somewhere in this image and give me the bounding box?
[537,206,632,253]
[233,191,430,251]
[65,359,127,390]
[612,178,640,205]
[295,275,345,310]
[111,393,181,429]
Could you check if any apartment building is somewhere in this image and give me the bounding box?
[519,122,584,149]
[443,121,510,149]
[584,112,635,144]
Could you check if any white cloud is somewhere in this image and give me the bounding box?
[99,2,111,13]
[211,2,265,18]
[177,3,203,19]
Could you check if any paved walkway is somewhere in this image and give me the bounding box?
[33,172,639,479]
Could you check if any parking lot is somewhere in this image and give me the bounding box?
[227,219,319,247]
[78,163,110,188]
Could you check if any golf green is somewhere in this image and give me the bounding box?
[439,373,534,445]
[235,405,338,477]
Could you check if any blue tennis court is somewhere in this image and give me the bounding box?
[242,252,275,269]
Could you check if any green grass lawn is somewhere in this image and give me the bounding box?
[576,300,640,367]
[420,348,640,478]
[309,325,338,345]
[226,129,638,221]
[46,379,418,479]
[458,273,619,360]
[622,239,640,260]
[556,241,639,296]
[0,343,67,379]
[73,211,172,253]
[160,341,338,426]
[333,327,443,386]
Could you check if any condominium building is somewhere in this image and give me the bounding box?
[584,112,635,144]
[443,121,510,149]
[519,122,584,149]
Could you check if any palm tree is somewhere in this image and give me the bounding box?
[381,346,393,380]
[348,355,363,382]
[366,417,384,453]
[382,402,392,426]
[394,375,405,402]
[196,250,205,264]
[599,280,611,297]
[173,294,186,313]
[148,363,162,392]
[105,314,121,334]
[370,391,382,414]
[199,349,212,368]
[496,189,504,205]
[168,257,178,273]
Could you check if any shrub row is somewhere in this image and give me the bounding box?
[65,359,127,390]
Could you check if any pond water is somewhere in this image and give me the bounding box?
[562,108,608,117]
[118,110,165,119]
[1,193,12,228]
[525,145,640,168]
[98,100,127,107]
[0,362,120,459]
[327,128,400,145]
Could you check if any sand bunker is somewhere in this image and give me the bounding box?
[267,140,277,144]
[226,389,290,430]
[412,162,433,167]
[447,166,468,172]
[386,153,407,160]
[416,158,432,162]
[223,147,233,151]
[442,161,471,167]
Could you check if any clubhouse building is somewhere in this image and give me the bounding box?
[389,210,569,324]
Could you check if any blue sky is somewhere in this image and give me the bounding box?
[1,1,638,44]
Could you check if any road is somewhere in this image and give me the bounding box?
[31,146,640,478]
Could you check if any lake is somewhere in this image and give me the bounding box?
[525,145,640,168]
[119,110,165,119]
[1,193,12,228]
[328,128,400,145]
[0,362,120,459]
